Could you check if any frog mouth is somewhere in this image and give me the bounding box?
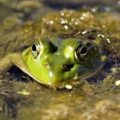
[16,56,105,88]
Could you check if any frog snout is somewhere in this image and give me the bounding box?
[62,63,74,71]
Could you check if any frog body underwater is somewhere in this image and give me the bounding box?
[0,34,110,87]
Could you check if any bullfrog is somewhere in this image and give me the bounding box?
[0,32,110,88]
[1,10,117,88]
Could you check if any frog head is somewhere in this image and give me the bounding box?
[22,37,108,86]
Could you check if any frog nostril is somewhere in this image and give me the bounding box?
[52,46,58,53]
[62,63,74,71]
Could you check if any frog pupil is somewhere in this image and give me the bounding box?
[75,43,88,62]
[32,44,37,51]
[80,47,87,55]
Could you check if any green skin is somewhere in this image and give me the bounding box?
[0,37,108,87]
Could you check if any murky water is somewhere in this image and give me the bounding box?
[0,0,120,120]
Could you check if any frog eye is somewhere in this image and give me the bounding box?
[31,43,40,59]
[75,41,87,62]
[75,41,95,62]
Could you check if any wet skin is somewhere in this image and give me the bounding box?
[0,35,109,87]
